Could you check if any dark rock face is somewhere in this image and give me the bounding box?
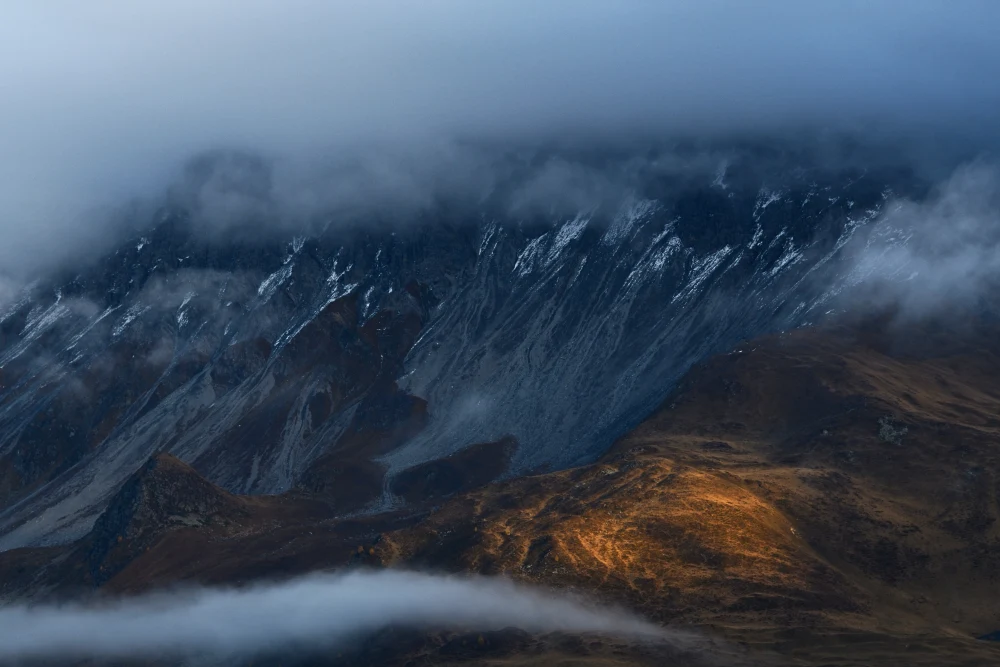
[390,435,518,504]
[0,149,923,549]
[5,304,1000,667]
[86,454,244,585]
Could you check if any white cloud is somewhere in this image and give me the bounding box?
[1,1,998,276]
[0,570,665,661]
[844,162,1000,317]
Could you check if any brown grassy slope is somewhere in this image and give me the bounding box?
[4,317,1000,665]
[374,319,1000,664]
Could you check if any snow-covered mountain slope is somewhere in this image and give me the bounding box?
[0,153,921,549]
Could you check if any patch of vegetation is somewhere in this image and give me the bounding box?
[878,415,908,445]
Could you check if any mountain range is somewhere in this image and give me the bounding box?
[1,146,998,666]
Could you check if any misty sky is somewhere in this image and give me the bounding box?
[2,1,999,277]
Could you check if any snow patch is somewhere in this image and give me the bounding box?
[672,246,734,303]
[113,304,151,338]
[322,280,359,310]
[514,215,590,278]
[801,183,819,209]
[67,306,119,350]
[326,256,353,286]
[753,188,784,221]
[257,263,294,304]
[603,199,656,246]
[0,294,31,326]
[0,295,71,365]
[650,237,684,272]
[176,291,196,329]
[548,215,589,264]
[712,160,729,190]
[362,286,376,315]
[513,236,546,278]
[769,243,804,277]
[478,221,500,258]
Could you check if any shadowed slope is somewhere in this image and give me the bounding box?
[4,315,1000,665]
[375,316,1000,664]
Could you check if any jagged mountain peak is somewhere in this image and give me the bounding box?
[0,156,928,549]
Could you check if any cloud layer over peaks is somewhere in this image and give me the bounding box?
[1,1,998,277]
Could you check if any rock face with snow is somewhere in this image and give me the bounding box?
[0,149,921,549]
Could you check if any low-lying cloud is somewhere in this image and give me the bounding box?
[2,1,999,279]
[0,570,664,661]
[840,162,1000,319]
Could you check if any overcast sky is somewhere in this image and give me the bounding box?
[2,1,999,277]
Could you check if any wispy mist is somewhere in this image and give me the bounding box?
[0,570,664,661]
[841,162,1000,319]
[2,1,999,278]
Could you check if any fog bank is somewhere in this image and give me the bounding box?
[0,570,664,661]
[841,162,1000,319]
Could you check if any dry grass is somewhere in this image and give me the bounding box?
[5,318,1000,665]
